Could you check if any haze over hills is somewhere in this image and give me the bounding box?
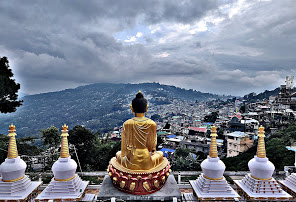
[0,82,229,138]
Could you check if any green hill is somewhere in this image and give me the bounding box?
[0,82,229,137]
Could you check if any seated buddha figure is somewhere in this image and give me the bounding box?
[108,91,171,195]
[116,91,163,170]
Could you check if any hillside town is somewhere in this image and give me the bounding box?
[108,76,296,161]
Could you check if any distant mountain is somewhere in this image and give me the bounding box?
[0,82,230,137]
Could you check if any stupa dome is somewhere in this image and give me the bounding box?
[201,156,225,179]
[0,124,27,182]
[248,126,275,179]
[52,124,77,180]
[201,126,225,179]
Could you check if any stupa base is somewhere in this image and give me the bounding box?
[0,175,42,201]
[107,157,171,195]
[187,174,240,201]
[234,174,292,201]
[98,174,181,201]
[279,173,296,197]
[35,174,89,201]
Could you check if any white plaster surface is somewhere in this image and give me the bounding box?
[189,174,240,200]
[248,156,275,179]
[0,156,27,181]
[201,156,225,179]
[0,175,41,200]
[52,156,77,180]
[36,174,88,200]
[279,173,296,194]
[235,174,292,199]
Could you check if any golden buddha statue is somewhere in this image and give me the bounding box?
[108,91,171,195]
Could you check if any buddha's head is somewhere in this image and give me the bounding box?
[130,91,148,114]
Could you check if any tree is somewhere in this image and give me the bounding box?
[68,125,96,147]
[40,126,60,148]
[239,104,247,113]
[0,134,9,163]
[0,56,23,113]
[204,112,218,123]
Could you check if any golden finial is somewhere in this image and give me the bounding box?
[60,124,70,158]
[257,125,266,158]
[9,123,16,131]
[209,125,218,158]
[62,124,68,131]
[138,90,141,93]
[7,124,18,159]
[61,124,69,137]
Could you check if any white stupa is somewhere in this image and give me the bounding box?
[183,126,240,201]
[234,126,292,200]
[0,124,42,201]
[36,124,91,201]
[278,144,296,197]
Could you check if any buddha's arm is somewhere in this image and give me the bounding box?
[121,124,127,157]
[146,121,157,152]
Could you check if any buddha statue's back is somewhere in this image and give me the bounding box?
[116,117,163,170]
[108,91,171,195]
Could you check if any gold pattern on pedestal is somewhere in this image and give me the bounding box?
[7,124,18,159]
[209,125,218,158]
[60,124,70,158]
[257,125,266,158]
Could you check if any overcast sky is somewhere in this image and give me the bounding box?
[0,0,295,96]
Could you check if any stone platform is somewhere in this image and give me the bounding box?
[97,174,181,201]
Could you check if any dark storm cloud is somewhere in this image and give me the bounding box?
[0,0,295,95]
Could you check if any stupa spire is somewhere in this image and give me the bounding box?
[209,125,218,158]
[256,125,266,158]
[60,124,70,158]
[7,123,18,159]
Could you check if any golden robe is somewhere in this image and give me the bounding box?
[116,117,163,170]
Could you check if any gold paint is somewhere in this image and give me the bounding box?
[169,169,172,173]
[113,177,118,183]
[143,181,151,191]
[7,124,18,159]
[130,182,136,191]
[2,175,24,182]
[154,180,160,188]
[60,124,70,158]
[120,172,123,176]
[166,172,169,177]
[251,175,272,181]
[203,174,223,180]
[257,125,266,158]
[209,125,218,158]
[54,175,75,181]
[137,175,142,180]
[115,98,164,171]
[114,169,116,172]
[148,174,152,179]
[120,181,126,188]
[128,175,132,179]
[161,176,166,183]
[108,172,112,177]
[107,168,109,172]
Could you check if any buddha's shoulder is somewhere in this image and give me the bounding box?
[123,118,156,126]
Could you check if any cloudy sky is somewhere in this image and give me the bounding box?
[0,0,295,96]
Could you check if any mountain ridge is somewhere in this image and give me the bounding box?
[0,82,229,137]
